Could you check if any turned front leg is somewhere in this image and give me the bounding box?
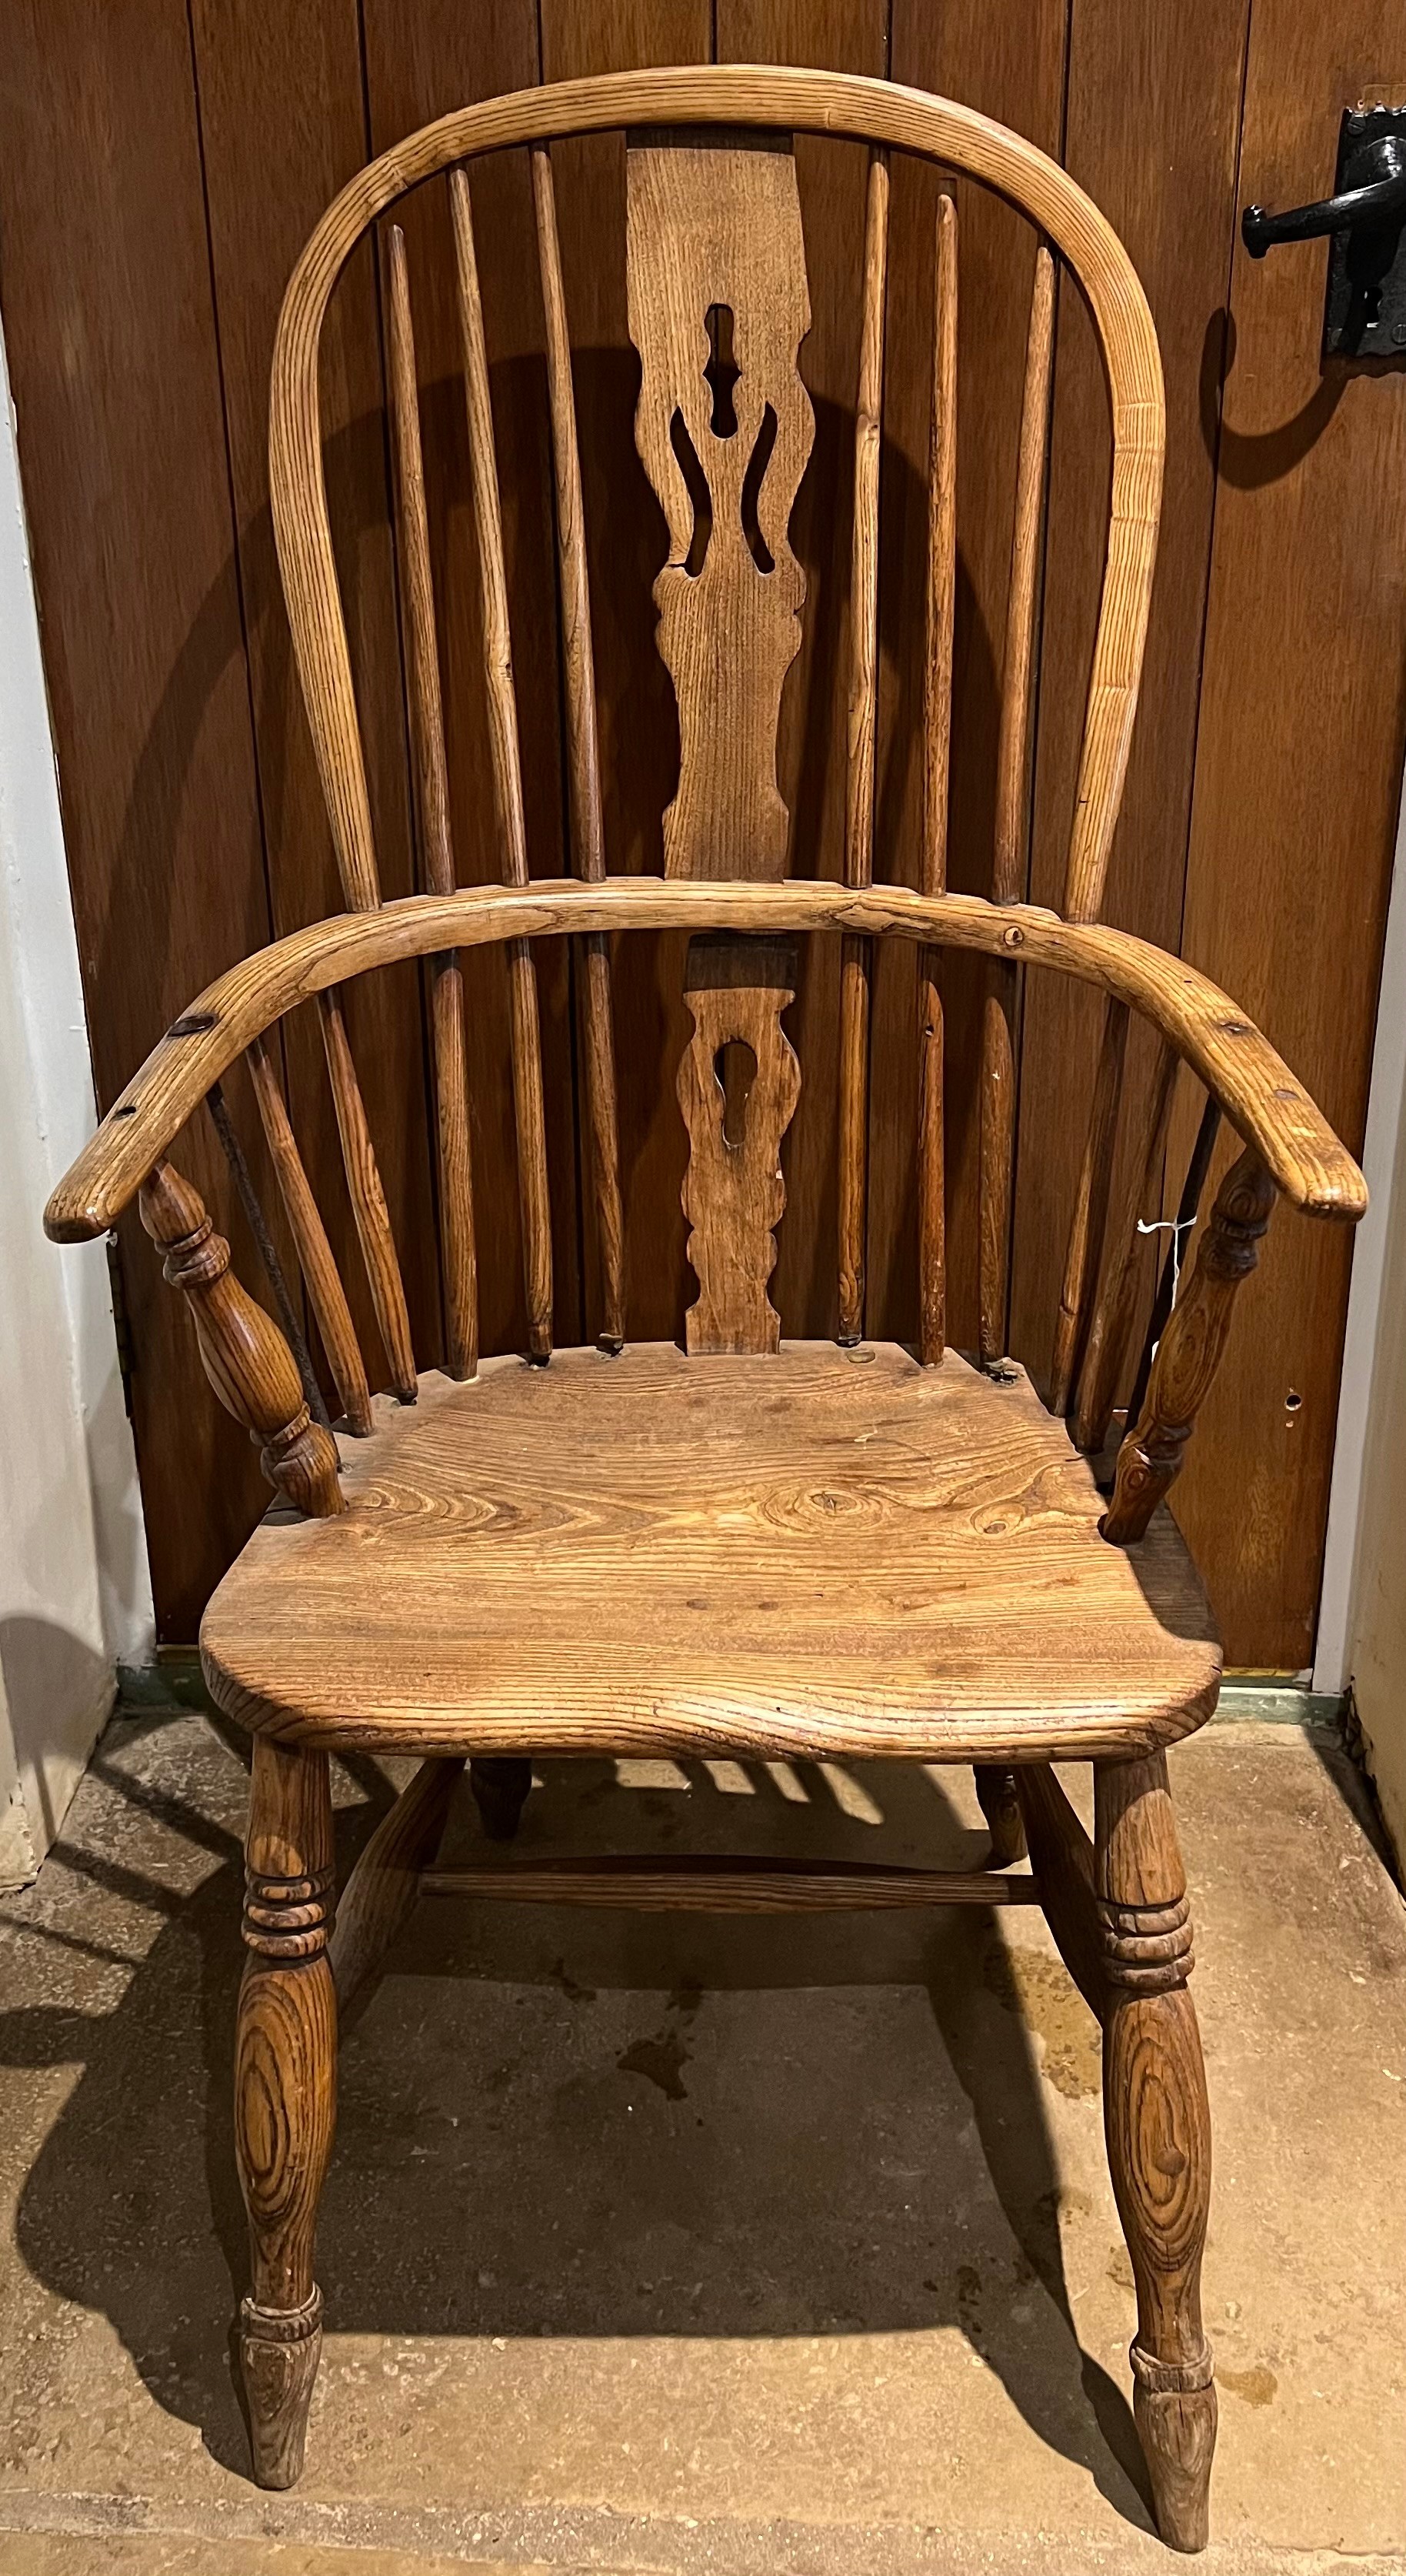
[1096,1752,1215,2553]
[237,1736,338,2488]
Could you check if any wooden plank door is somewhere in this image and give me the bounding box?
[1,0,1401,1670]
[1166,10,1406,1670]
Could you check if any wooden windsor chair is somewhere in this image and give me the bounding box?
[45,64,1367,2554]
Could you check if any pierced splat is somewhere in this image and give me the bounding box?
[677,934,801,1353]
[626,129,815,882]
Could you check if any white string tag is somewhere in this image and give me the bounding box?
[1135,1213,1195,1366]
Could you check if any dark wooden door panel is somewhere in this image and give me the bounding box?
[872,0,1070,1350]
[0,0,279,1633]
[3,1,1398,1665]
[360,0,581,1356]
[189,0,443,1399]
[1009,0,1254,1396]
[1171,11,1406,1668]
[538,0,712,1344]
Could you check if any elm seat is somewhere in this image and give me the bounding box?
[200,1341,1220,1759]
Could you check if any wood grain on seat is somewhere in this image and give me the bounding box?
[201,1341,1219,1760]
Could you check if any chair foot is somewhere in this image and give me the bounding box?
[1132,2354,1218,2554]
[974,1763,1027,1863]
[1096,1752,1216,2554]
[240,2288,323,2489]
[471,1756,533,1843]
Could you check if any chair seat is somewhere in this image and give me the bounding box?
[200,1340,1221,1761]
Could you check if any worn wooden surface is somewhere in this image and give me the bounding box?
[246,1033,373,1437]
[328,1753,464,2011]
[138,1162,344,1520]
[1167,1,1406,1667]
[626,129,815,884]
[677,937,801,1354]
[916,188,958,1368]
[200,1341,1221,1757]
[47,879,1366,1243]
[420,1855,1043,1909]
[10,15,1394,1667]
[317,990,417,1403]
[1104,1150,1276,1547]
[532,141,626,1349]
[1096,1750,1216,2550]
[236,1733,337,2488]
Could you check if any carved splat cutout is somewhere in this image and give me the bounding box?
[627,129,815,881]
[677,934,801,1353]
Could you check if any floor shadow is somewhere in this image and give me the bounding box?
[0,1710,1149,2532]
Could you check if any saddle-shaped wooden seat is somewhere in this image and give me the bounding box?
[46,63,1367,2554]
[202,1343,1218,1757]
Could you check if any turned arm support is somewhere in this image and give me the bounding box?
[1101,1146,1274,1545]
[43,881,1364,1245]
[138,1160,344,1519]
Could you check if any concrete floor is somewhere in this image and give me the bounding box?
[0,1710,1402,2576]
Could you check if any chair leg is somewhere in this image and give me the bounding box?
[974,1763,1027,1863]
[1095,1751,1216,2554]
[470,1756,533,1843]
[236,1735,338,2490]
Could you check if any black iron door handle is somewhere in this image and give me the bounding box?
[1242,133,1406,257]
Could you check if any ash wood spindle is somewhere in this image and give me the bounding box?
[449,164,552,1360]
[318,990,417,1402]
[329,1755,465,2014]
[1072,1037,1178,1454]
[918,190,958,1367]
[246,1033,372,1436]
[138,1160,343,1518]
[981,245,1054,1366]
[532,144,625,1350]
[1126,1093,1223,1443]
[385,222,478,1382]
[1050,994,1129,1415]
[838,151,889,1344]
[1103,1146,1275,1545]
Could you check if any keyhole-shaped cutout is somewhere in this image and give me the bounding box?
[704,303,740,436]
[715,1038,758,1146]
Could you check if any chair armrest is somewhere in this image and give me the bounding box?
[44,878,1367,1241]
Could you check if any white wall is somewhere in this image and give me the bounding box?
[1314,749,1406,1866]
[0,318,153,1890]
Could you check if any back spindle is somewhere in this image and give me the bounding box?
[385,220,479,1382]
[1071,1036,1177,1454]
[1049,994,1129,1414]
[449,163,552,1360]
[246,1033,373,1436]
[980,242,1054,1366]
[1125,1093,1222,1438]
[531,142,625,1351]
[318,989,418,1401]
[838,148,889,1345]
[918,190,957,1366]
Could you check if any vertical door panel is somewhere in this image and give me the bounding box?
[0,0,277,1633]
[870,2,1068,1350]
[361,0,581,1352]
[718,1,889,1336]
[1009,0,1253,1400]
[191,0,444,1391]
[539,0,712,1343]
[1171,9,1406,1667]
